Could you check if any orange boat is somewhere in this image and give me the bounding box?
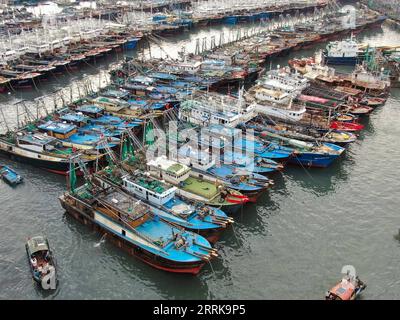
[325,275,366,300]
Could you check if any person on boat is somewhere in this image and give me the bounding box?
[30,256,37,269]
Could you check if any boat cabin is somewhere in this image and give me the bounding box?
[179,100,241,127]
[177,144,216,172]
[95,189,152,229]
[326,37,358,58]
[37,121,77,140]
[17,132,64,153]
[121,171,177,207]
[75,105,105,118]
[147,156,191,186]
[253,87,292,105]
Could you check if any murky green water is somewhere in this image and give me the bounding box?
[0,16,400,299]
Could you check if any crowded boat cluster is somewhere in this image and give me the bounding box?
[0,0,394,300]
[0,0,341,92]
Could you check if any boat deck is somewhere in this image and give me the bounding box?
[181,176,218,200]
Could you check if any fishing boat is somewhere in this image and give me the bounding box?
[93,167,233,243]
[242,120,357,146]
[330,121,365,132]
[37,120,120,151]
[26,236,57,290]
[346,104,374,116]
[324,35,360,65]
[325,274,366,300]
[147,156,249,214]
[201,124,294,162]
[0,131,97,175]
[187,131,285,174]
[0,165,23,185]
[177,144,273,202]
[60,164,217,274]
[260,131,345,168]
[245,86,307,122]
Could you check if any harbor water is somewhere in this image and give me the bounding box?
[1,21,400,299]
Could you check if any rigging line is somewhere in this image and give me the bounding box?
[32,75,40,93]
[293,154,318,184]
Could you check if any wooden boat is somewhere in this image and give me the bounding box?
[243,120,357,146]
[93,166,233,243]
[334,113,358,123]
[347,104,374,116]
[326,274,366,300]
[0,165,23,185]
[330,121,365,132]
[26,236,57,290]
[359,96,386,107]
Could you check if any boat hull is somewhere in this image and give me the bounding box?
[325,56,358,66]
[289,153,340,168]
[211,202,243,215]
[0,147,70,174]
[0,141,93,175]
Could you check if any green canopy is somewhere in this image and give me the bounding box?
[145,122,155,146]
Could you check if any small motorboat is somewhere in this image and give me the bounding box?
[0,165,23,186]
[334,113,357,123]
[26,236,57,290]
[348,104,374,116]
[325,274,366,300]
[359,96,386,108]
[330,121,365,132]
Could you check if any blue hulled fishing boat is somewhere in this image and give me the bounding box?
[93,167,233,243]
[60,182,216,274]
[260,132,345,168]
[124,37,140,50]
[37,121,120,150]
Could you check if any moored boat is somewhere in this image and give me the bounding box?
[0,165,23,185]
[60,175,217,274]
[147,156,249,214]
[93,166,233,243]
[260,132,345,168]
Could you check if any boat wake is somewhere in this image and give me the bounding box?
[94,234,107,248]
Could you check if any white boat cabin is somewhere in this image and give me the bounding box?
[16,133,63,153]
[163,61,202,75]
[147,156,191,186]
[326,37,359,58]
[121,171,177,207]
[179,99,242,127]
[253,87,292,105]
